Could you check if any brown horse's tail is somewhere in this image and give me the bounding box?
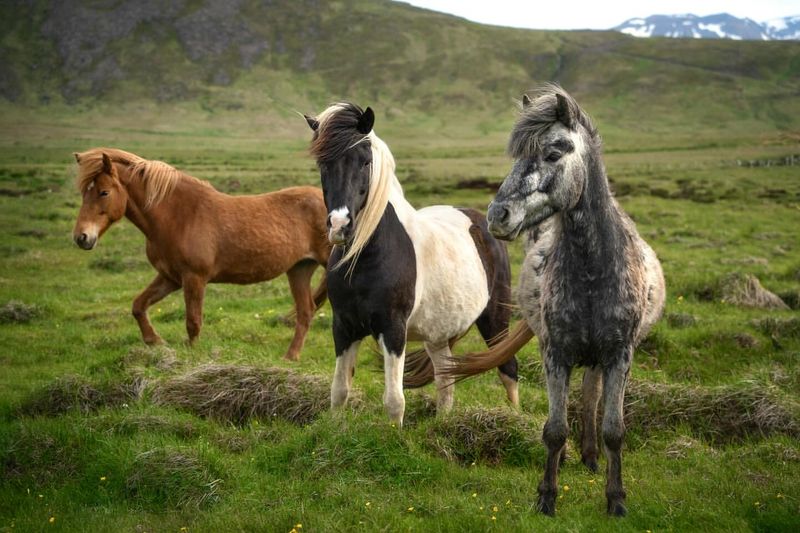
[403,334,465,389]
[441,321,534,381]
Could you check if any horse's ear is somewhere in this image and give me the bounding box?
[304,114,319,131]
[522,94,532,108]
[101,152,113,174]
[73,152,81,163]
[555,93,575,130]
[357,107,375,134]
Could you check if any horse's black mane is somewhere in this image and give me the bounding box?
[508,84,599,160]
[310,102,369,163]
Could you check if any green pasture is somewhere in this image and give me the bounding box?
[0,106,798,532]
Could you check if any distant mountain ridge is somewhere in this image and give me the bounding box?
[614,13,800,41]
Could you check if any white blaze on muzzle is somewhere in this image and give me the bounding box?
[328,206,350,242]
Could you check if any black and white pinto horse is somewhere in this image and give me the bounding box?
[445,86,665,516]
[304,103,519,426]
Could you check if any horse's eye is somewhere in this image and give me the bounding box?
[359,188,367,196]
[100,190,110,197]
[363,160,371,168]
[545,152,562,163]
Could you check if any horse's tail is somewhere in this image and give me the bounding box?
[312,272,328,311]
[442,321,534,381]
[403,335,463,389]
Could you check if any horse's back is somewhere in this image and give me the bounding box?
[201,185,329,282]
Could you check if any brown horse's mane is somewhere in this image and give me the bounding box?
[75,147,211,208]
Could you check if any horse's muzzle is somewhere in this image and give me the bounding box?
[74,232,97,250]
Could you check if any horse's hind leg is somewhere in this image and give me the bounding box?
[284,261,317,361]
[475,306,519,407]
[132,273,179,345]
[537,360,571,516]
[425,341,455,413]
[580,366,603,473]
[182,274,206,345]
[602,353,632,517]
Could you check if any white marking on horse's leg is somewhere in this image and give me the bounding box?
[331,340,360,409]
[379,334,406,426]
[426,341,455,414]
[499,372,520,408]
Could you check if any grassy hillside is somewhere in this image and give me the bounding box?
[1,1,800,531]
[2,0,800,150]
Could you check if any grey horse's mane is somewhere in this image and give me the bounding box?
[508,84,599,159]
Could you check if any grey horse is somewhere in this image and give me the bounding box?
[444,85,665,517]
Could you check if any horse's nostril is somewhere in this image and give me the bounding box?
[499,206,509,222]
[489,203,510,224]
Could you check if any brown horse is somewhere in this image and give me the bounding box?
[72,148,331,360]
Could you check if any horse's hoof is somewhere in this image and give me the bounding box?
[607,499,627,517]
[536,493,557,516]
[581,455,599,473]
[283,354,300,362]
[144,337,164,346]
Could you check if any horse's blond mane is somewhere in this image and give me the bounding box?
[75,147,199,208]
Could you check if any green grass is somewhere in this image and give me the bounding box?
[1,98,799,532]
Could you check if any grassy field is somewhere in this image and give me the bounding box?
[0,102,799,532]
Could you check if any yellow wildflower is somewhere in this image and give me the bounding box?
[407,506,414,512]
[100,476,107,481]
[365,501,371,507]
[295,524,302,529]
[49,517,55,524]
[777,493,784,499]
[472,493,477,498]
[491,516,496,521]
[563,485,570,491]
[492,506,498,513]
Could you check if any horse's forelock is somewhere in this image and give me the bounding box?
[74,148,183,208]
[310,103,370,162]
[508,85,597,159]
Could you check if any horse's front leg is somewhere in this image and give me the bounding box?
[537,357,571,516]
[377,322,407,427]
[580,366,603,472]
[182,274,207,345]
[132,273,179,345]
[331,318,361,409]
[602,350,632,517]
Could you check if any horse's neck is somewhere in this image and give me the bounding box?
[386,173,416,226]
[556,156,627,264]
[117,165,182,240]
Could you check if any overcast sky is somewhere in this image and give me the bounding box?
[401,1,799,30]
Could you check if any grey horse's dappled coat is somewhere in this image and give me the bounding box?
[446,85,665,517]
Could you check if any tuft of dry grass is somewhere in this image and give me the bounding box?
[125,448,222,509]
[753,317,800,339]
[0,300,41,324]
[427,407,541,466]
[121,346,180,371]
[620,379,800,443]
[152,364,340,426]
[18,375,145,417]
[666,312,697,328]
[720,272,789,310]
